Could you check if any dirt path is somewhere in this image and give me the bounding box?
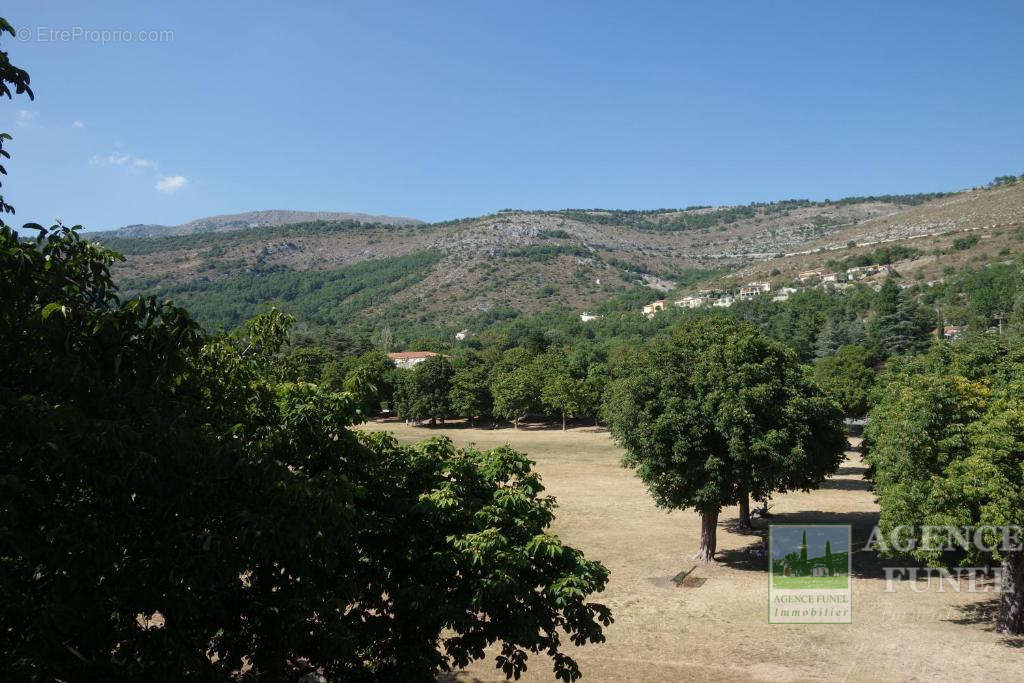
[365,421,1024,682]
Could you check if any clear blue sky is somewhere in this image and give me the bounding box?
[2,1,1021,229]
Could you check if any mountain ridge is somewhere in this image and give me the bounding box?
[104,209,424,237]
[99,179,1024,339]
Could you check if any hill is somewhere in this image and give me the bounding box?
[103,209,424,237]
[97,178,1024,339]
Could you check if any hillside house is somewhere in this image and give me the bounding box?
[388,351,440,369]
[738,282,771,299]
[713,296,735,308]
[798,269,836,283]
[846,264,891,281]
[455,329,469,341]
[642,300,667,318]
[580,312,600,322]
[674,295,707,309]
[943,325,964,341]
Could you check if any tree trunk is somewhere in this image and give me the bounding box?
[513,417,519,430]
[694,510,719,563]
[738,493,752,529]
[999,550,1024,634]
[562,412,567,431]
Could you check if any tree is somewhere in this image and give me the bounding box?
[868,280,934,357]
[602,317,846,560]
[0,223,612,678]
[490,348,542,429]
[541,365,589,430]
[812,344,876,418]
[449,350,493,425]
[866,338,1024,634]
[340,350,396,416]
[398,354,454,425]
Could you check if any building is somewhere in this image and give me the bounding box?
[580,312,600,322]
[642,299,667,318]
[846,264,891,281]
[455,329,469,341]
[673,295,707,309]
[712,296,734,308]
[738,282,771,299]
[388,351,440,369]
[798,269,836,283]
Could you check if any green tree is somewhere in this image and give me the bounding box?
[399,354,454,424]
[449,350,493,425]
[490,348,543,428]
[540,354,590,430]
[866,338,1024,634]
[868,280,934,357]
[812,344,876,418]
[602,317,846,560]
[0,223,612,678]
[341,350,396,415]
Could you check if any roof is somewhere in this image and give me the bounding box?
[387,351,439,360]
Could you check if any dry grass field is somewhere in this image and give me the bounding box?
[361,420,1024,682]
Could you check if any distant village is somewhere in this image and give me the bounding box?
[631,264,894,320]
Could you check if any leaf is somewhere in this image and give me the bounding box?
[41,302,65,320]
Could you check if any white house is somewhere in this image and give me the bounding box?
[674,296,707,309]
[846,264,891,281]
[713,296,735,308]
[739,282,772,299]
[580,312,600,322]
[455,329,469,341]
[388,351,440,369]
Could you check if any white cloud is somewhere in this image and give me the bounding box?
[89,148,188,195]
[89,151,156,169]
[16,109,36,127]
[155,175,188,194]
[72,120,85,129]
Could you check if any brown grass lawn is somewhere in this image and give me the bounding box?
[360,420,1024,682]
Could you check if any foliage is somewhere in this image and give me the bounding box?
[490,348,544,428]
[865,337,1024,633]
[812,344,875,418]
[602,316,846,559]
[135,249,443,331]
[827,245,922,271]
[0,224,611,677]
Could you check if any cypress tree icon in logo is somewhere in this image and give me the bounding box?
[769,524,851,623]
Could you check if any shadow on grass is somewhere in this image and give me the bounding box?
[377,418,609,433]
[817,477,874,492]
[948,598,1024,648]
[718,509,886,580]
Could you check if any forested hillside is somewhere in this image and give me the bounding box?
[102,178,1024,344]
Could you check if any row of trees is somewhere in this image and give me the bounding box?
[391,349,607,429]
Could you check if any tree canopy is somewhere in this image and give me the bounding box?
[602,316,846,560]
[0,223,611,679]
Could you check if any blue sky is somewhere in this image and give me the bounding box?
[2,1,1021,229]
[771,526,849,560]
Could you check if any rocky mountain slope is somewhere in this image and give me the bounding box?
[97,180,1024,335]
[105,209,424,237]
